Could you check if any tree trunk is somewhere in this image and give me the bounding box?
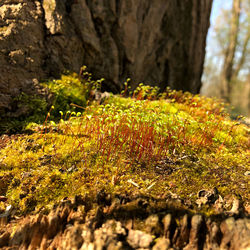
[70,0,213,94]
[0,0,212,116]
[220,0,241,101]
[164,0,213,94]
[232,28,250,80]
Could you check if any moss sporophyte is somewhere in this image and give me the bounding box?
[0,71,249,215]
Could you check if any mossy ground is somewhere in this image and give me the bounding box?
[0,68,94,134]
[0,74,249,216]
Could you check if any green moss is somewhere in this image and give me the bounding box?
[0,93,48,134]
[41,72,92,118]
[0,68,96,134]
[0,80,249,216]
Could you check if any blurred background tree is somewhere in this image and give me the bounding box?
[201,0,250,118]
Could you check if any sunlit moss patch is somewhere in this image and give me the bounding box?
[0,75,249,215]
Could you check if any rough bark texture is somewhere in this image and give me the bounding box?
[0,0,212,117]
[1,196,250,250]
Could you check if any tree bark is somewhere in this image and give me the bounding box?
[76,0,213,94]
[166,0,213,94]
[0,0,213,116]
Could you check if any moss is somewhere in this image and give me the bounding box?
[41,72,91,118]
[0,92,49,134]
[0,76,249,216]
[0,68,96,134]
[0,173,13,195]
[0,26,8,32]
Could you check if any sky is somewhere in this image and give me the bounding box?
[207,0,232,54]
[210,1,232,26]
[201,1,232,91]
[204,0,233,72]
[202,1,249,116]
